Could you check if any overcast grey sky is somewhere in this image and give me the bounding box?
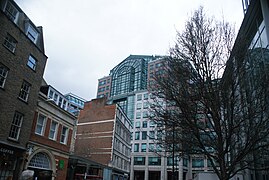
[15,0,244,100]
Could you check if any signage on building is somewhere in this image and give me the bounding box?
[0,147,14,155]
[59,160,64,170]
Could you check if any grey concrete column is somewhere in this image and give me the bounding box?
[144,156,148,180]
[130,156,134,180]
[178,158,183,180]
[161,156,166,180]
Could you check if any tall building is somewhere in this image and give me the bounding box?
[0,0,47,179]
[75,98,132,180]
[96,55,183,180]
[97,55,162,122]
[224,0,269,179]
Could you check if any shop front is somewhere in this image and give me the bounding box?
[0,143,25,180]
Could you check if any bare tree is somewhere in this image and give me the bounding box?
[149,7,269,180]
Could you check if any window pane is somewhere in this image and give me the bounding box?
[192,159,204,168]
[135,121,140,128]
[35,114,46,135]
[141,143,146,152]
[3,33,17,53]
[27,55,37,70]
[137,94,142,101]
[136,112,141,119]
[134,157,145,165]
[142,131,147,140]
[4,2,18,22]
[19,81,31,101]
[142,121,147,128]
[27,25,39,43]
[135,132,140,140]
[60,126,68,144]
[134,144,139,152]
[0,65,8,88]
[49,121,58,140]
[148,157,161,166]
[9,112,23,140]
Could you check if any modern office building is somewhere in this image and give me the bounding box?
[75,97,132,180]
[97,55,163,122]
[65,93,86,116]
[224,0,269,179]
[25,85,77,180]
[0,0,47,179]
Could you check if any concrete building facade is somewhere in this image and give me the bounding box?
[0,0,47,179]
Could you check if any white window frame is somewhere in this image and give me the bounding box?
[27,55,37,70]
[60,126,68,144]
[35,113,46,135]
[0,65,9,88]
[3,33,17,53]
[18,81,31,102]
[49,120,58,140]
[9,112,23,140]
[26,25,39,43]
[4,1,19,23]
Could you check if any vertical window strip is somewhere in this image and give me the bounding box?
[27,55,37,70]
[0,66,8,88]
[9,112,23,140]
[3,34,17,53]
[19,81,31,101]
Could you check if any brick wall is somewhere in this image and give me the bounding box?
[0,9,47,148]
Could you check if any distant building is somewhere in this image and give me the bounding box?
[65,93,86,116]
[0,0,47,179]
[96,55,163,122]
[97,76,112,98]
[75,98,132,180]
[24,85,77,179]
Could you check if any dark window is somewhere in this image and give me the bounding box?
[148,157,161,166]
[3,33,17,53]
[142,131,147,140]
[141,143,147,152]
[18,81,31,102]
[134,144,139,152]
[4,1,18,22]
[134,157,145,165]
[9,112,23,140]
[60,126,68,144]
[142,121,147,128]
[135,132,140,140]
[137,94,142,101]
[26,25,39,43]
[0,65,9,88]
[192,158,204,168]
[35,114,46,135]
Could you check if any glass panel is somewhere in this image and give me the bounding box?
[148,157,161,166]
[27,55,36,70]
[28,152,51,169]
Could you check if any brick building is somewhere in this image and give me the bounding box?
[24,85,77,180]
[75,98,132,180]
[0,0,47,179]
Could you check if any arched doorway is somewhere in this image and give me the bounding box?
[27,152,53,180]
